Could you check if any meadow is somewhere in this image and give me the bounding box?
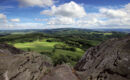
[13,39,84,66]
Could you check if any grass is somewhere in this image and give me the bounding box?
[103,33,112,35]
[13,39,85,66]
[89,32,112,36]
[89,40,101,46]
[14,40,64,52]
[52,49,84,66]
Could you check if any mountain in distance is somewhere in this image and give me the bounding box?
[0,28,130,35]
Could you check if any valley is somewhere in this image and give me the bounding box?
[0,29,128,66]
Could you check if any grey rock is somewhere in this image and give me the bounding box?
[74,36,130,80]
[0,44,52,80]
[41,64,79,80]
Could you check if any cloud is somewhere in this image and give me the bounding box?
[35,18,48,21]
[10,18,20,22]
[0,22,46,29]
[1,2,130,29]
[99,8,127,18]
[43,3,130,29]
[0,13,7,23]
[41,1,87,18]
[18,0,53,7]
[124,3,130,13]
[47,17,75,25]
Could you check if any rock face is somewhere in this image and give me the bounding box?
[74,36,130,80]
[0,44,52,80]
[42,64,79,80]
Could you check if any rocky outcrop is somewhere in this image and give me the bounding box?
[42,64,80,80]
[0,44,53,80]
[74,36,130,80]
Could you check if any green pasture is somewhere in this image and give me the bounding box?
[14,40,64,52]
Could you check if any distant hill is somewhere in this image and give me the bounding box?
[0,28,130,35]
[94,29,130,33]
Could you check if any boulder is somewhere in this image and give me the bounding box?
[75,36,130,80]
[0,44,52,80]
[42,64,79,80]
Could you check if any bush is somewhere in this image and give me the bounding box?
[52,54,69,66]
[46,40,52,42]
[40,51,52,57]
[54,44,76,51]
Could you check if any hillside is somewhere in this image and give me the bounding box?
[74,36,130,80]
[0,29,127,66]
[0,36,130,80]
[0,44,53,80]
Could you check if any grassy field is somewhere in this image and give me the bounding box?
[103,33,112,35]
[13,39,84,66]
[89,32,112,35]
[14,40,64,52]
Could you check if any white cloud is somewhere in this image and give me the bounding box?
[47,17,75,25]
[41,1,87,18]
[38,2,130,29]
[0,22,46,29]
[1,2,130,29]
[124,3,130,13]
[10,18,20,22]
[35,18,48,21]
[99,8,127,18]
[28,3,130,29]
[74,3,130,29]
[19,0,53,7]
[0,13,7,23]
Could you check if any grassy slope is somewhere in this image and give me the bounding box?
[14,39,84,66]
[14,40,64,52]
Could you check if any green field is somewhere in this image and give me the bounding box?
[14,40,64,52]
[13,39,84,66]
[103,33,112,35]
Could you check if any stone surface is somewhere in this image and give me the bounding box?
[0,44,52,80]
[74,36,130,80]
[42,64,79,80]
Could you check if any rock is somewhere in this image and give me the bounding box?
[0,44,53,80]
[74,36,130,80]
[41,64,80,80]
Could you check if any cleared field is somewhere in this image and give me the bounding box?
[14,40,64,52]
[103,33,112,35]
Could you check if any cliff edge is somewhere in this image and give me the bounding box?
[75,36,130,80]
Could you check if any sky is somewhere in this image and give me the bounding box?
[0,0,130,29]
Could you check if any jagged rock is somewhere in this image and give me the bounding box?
[74,36,130,80]
[0,44,53,80]
[41,64,79,80]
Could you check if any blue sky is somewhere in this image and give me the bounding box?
[0,0,130,29]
